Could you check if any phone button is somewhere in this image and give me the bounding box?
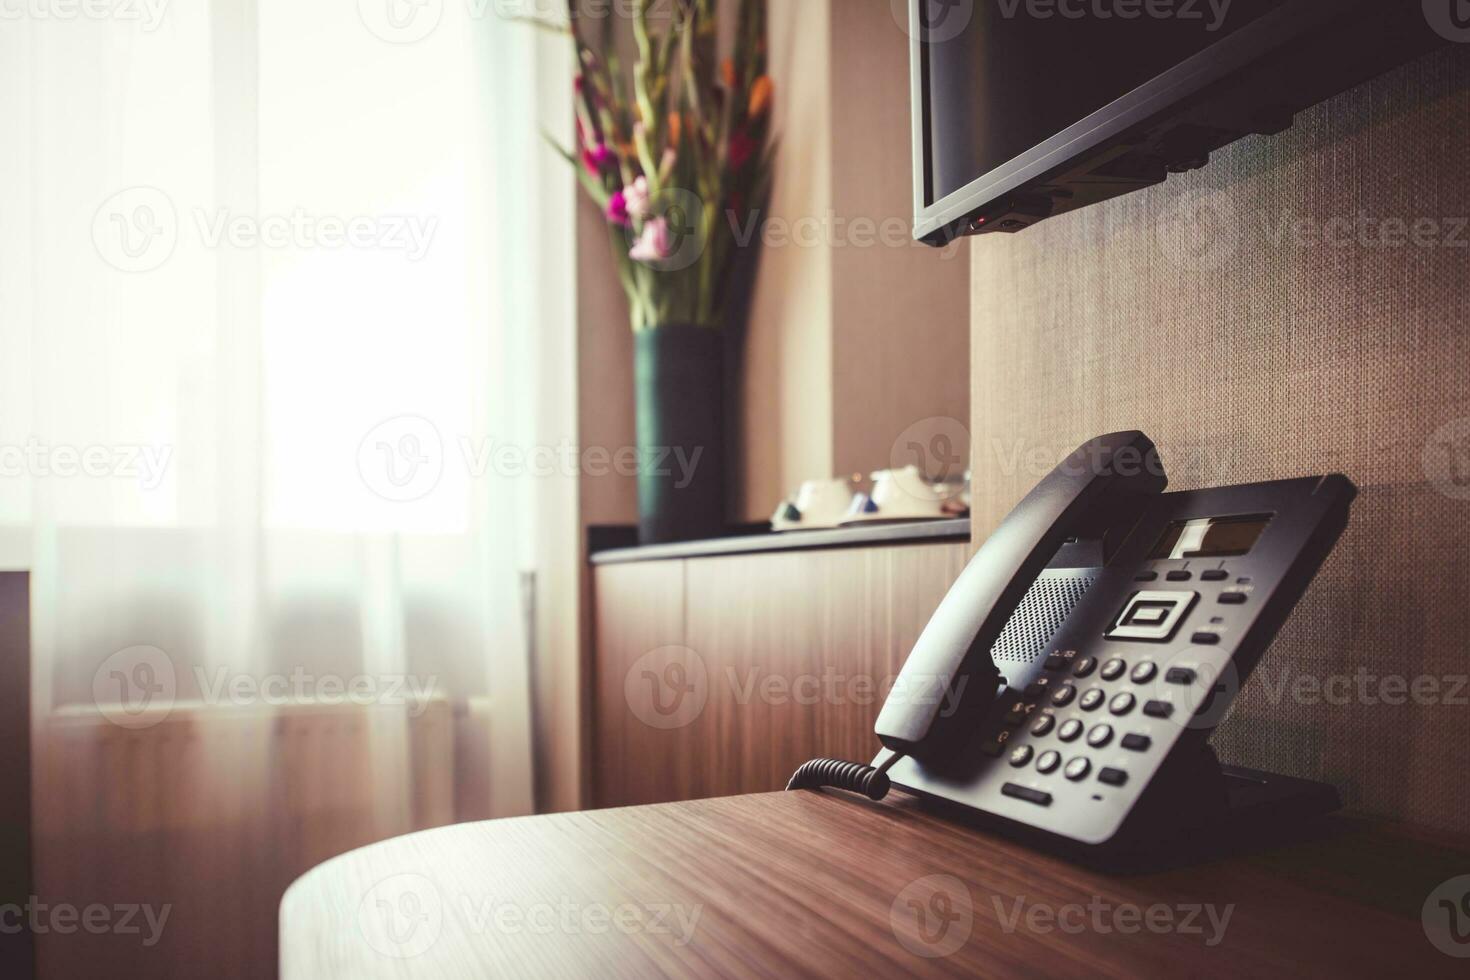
[1130,661,1158,683]
[1201,569,1229,581]
[1134,571,1159,582]
[1109,692,1137,716]
[1035,751,1061,775]
[1121,733,1152,751]
[1002,783,1053,807]
[1072,656,1098,678]
[1043,655,1069,671]
[1143,700,1174,719]
[1098,767,1129,787]
[1101,658,1127,681]
[1050,684,1077,707]
[1167,570,1193,582]
[1191,632,1221,646]
[1079,689,1106,712]
[1008,745,1034,768]
[1064,757,1092,781]
[1166,667,1197,685]
[1087,724,1113,748]
[1219,591,1248,605]
[1030,714,1056,737]
[1058,719,1084,742]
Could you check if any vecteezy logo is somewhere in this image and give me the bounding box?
[1150,649,1241,731]
[358,874,444,959]
[890,875,973,959]
[891,0,975,44]
[92,187,178,273]
[357,0,443,43]
[357,416,445,503]
[1425,419,1470,502]
[93,645,178,730]
[1423,875,1470,957]
[1155,189,1241,273]
[624,646,709,730]
[891,416,970,500]
[638,187,709,273]
[1424,0,1470,43]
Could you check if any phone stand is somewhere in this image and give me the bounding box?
[894,735,1343,872]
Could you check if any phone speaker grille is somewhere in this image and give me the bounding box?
[989,573,1096,665]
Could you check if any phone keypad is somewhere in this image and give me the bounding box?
[991,561,1256,798]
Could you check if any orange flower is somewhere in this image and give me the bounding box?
[721,57,736,89]
[667,112,683,147]
[748,76,773,118]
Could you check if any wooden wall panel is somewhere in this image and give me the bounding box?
[591,543,968,808]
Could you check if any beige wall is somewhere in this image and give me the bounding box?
[968,47,1470,833]
[829,3,970,486]
[577,0,970,528]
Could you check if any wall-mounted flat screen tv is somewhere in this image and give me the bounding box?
[910,0,1449,244]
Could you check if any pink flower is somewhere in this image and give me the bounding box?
[607,190,631,228]
[624,176,651,220]
[581,142,613,176]
[629,218,672,264]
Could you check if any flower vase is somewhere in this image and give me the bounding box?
[634,324,725,544]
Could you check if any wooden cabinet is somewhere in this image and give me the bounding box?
[591,542,968,808]
[0,572,30,976]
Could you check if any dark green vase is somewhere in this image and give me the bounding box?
[634,324,725,544]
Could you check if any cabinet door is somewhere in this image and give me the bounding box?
[591,560,688,808]
[683,544,970,799]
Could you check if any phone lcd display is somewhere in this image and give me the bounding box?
[1149,515,1272,561]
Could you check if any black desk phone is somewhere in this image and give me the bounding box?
[789,432,1356,864]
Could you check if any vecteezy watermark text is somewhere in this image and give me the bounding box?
[0,898,171,947]
[993,895,1234,946]
[0,439,171,489]
[0,0,169,30]
[93,187,438,273]
[358,416,705,504]
[993,0,1235,32]
[357,873,702,960]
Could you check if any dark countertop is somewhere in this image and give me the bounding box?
[589,518,970,565]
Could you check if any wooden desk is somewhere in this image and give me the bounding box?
[281,791,1470,978]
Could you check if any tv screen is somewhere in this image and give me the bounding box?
[910,0,1446,244]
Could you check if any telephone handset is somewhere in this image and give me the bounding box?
[874,431,1165,757]
[789,432,1356,864]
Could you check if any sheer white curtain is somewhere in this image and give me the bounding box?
[0,2,575,976]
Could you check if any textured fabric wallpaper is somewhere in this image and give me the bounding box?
[969,47,1470,833]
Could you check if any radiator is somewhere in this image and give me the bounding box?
[32,697,454,980]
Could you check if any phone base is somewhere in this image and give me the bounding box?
[893,741,1342,872]
[1219,763,1342,826]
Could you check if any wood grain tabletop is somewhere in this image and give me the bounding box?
[281,790,1470,979]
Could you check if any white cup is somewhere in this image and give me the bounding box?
[869,466,947,519]
[791,477,858,528]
